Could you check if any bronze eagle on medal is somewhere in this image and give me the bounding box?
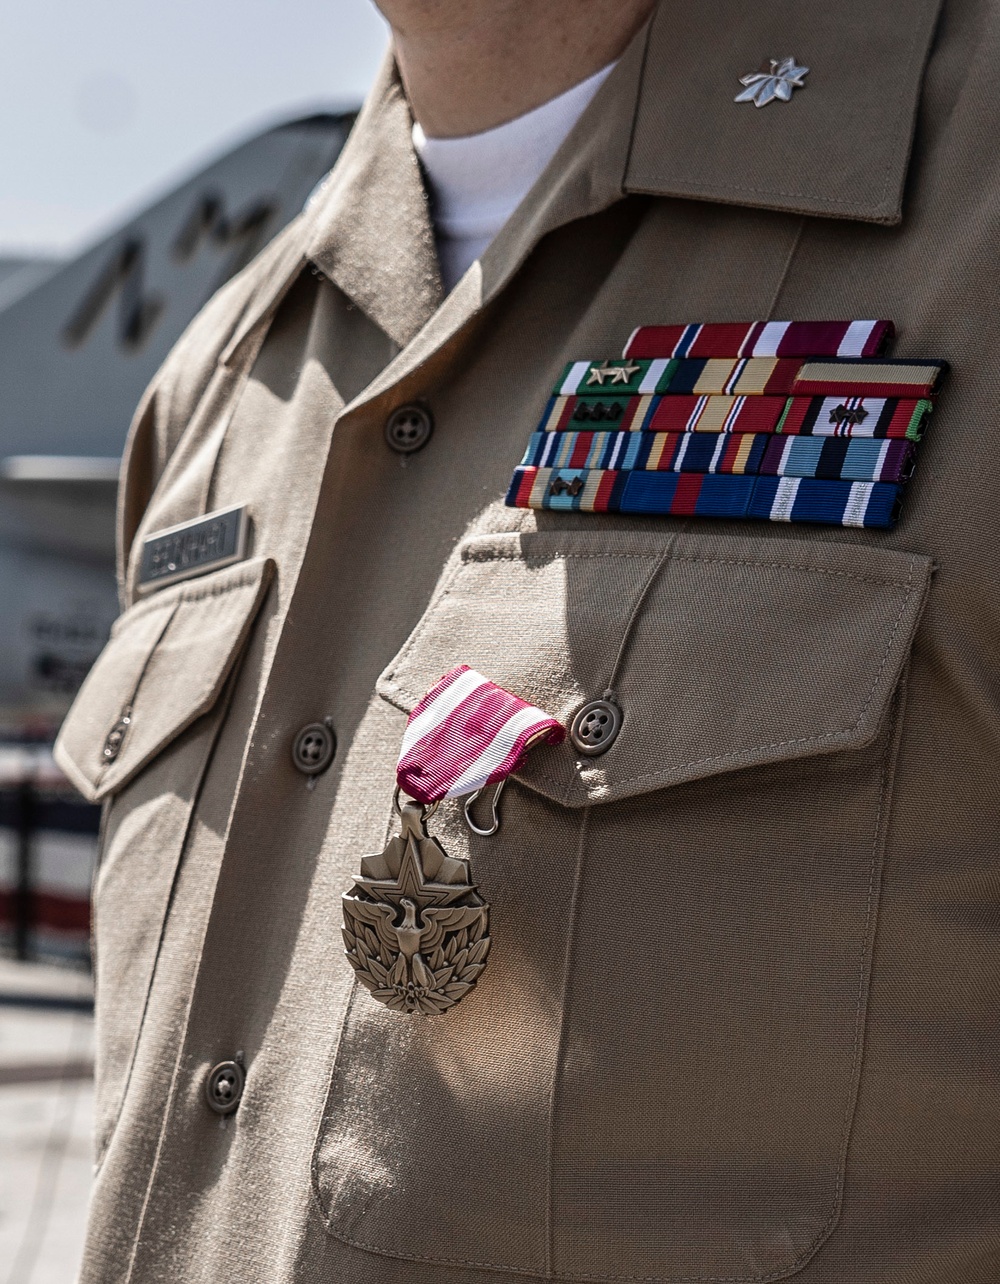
[342,800,491,1014]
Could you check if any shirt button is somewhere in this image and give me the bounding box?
[204,1058,245,1116]
[570,699,623,756]
[385,403,433,454]
[291,722,336,775]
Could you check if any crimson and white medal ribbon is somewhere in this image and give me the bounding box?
[396,665,565,804]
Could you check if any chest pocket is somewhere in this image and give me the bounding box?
[311,529,930,1283]
[56,557,274,803]
[55,556,274,1160]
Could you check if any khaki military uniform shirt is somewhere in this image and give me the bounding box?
[55,1,1000,1280]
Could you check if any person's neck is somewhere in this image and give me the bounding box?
[383,0,656,138]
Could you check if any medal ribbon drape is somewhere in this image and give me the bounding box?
[396,665,565,804]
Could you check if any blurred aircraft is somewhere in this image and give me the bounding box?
[0,110,356,740]
[0,110,357,962]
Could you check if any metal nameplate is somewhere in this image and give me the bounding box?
[138,505,250,591]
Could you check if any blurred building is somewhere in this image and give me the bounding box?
[0,112,356,963]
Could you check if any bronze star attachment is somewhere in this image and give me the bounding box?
[829,403,869,426]
[550,475,585,497]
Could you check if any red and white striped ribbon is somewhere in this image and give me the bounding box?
[396,666,565,805]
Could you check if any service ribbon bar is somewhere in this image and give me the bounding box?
[396,666,565,806]
[623,319,894,361]
[791,359,947,399]
[558,356,946,401]
[540,394,931,440]
[520,431,914,483]
[512,320,946,530]
[558,357,803,398]
[774,396,931,440]
[506,467,901,530]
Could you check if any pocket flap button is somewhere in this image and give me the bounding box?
[570,699,623,757]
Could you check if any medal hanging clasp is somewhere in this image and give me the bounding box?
[462,778,506,837]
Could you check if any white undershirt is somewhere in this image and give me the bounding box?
[412,61,617,292]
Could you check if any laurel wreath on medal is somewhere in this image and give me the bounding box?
[342,907,491,1016]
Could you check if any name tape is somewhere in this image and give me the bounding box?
[138,504,250,591]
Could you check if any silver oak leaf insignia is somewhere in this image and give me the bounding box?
[735,57,809,108]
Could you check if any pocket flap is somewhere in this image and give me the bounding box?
[377,530,932,808]
[55,557,275,802]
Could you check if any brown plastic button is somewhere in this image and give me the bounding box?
[570,699,623,757]
[385,404,433,454]
[204,1059,245,1116]
[291,722,336,775]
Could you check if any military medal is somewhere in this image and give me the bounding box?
[343,666,564,1015]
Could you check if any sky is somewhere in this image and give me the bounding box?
[0,0,389,258]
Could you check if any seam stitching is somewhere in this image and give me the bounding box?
[456,548,921,585]
[117,559,269,628]
[546,805,591,1277]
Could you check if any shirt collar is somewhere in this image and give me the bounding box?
[306,53,444,348]
[625,0,943,225]
[222,0,943,386]
[229,21,647,414]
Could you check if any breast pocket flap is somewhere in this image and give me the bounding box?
[377,529,933,808]
[55,557,275,802]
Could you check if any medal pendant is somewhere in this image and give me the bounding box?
[342,800,491,1015]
